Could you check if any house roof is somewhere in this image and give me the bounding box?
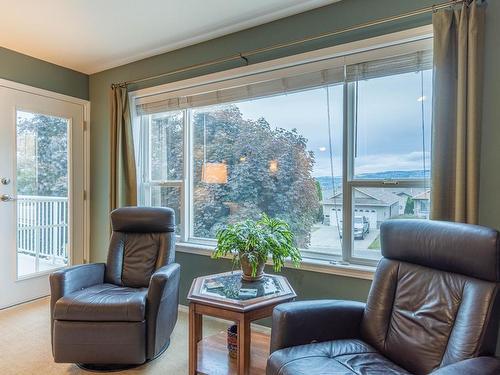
[413,190,431,200]
[323,187,400,207]
[396,192,412,197]
[387,187,427,198]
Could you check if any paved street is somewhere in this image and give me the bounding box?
[308,224,382,260]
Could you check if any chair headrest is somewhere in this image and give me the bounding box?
[111,206,176,233]
[380,219,500,282]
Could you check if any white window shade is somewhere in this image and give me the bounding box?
[136,66,345,115]
[346,49,432,82]
[134,41,432,116]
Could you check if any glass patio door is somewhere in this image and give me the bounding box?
[0,83,86,309]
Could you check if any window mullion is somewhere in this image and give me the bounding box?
[178,109,188,243]
[137,116,145,206]
[144,115,152,206]
[188,110,195,242]
[342,81,352,263]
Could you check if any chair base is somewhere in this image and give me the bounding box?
[76,363,139,372]
[76,338,171,372]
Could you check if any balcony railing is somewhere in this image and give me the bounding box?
[17,195,69,268]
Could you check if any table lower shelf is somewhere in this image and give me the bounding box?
[197,330,270,375]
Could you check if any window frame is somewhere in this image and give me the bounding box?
[342,81,430,266]
[137,112,186,236]
[131,25,433,269]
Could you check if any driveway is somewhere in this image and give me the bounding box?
[307,224,381,260]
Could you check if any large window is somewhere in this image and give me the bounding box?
[134,37,432,266]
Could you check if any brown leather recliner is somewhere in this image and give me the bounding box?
[267,220,500,375]
[50,207,180,367]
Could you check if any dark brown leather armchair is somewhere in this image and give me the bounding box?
[267,220,500,375]
[50,207,180,367]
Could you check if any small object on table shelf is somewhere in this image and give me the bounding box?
[227,324,238,358]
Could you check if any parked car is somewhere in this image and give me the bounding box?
[354,216,370,240]
[338,216,370,240]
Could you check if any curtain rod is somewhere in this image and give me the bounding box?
[112,0,465,88]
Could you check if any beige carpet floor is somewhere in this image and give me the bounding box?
[0,297,268,375]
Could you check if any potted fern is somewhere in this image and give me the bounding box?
[212,214,302,281]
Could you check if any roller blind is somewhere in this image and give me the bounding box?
[136,46,432,116]
[346,50,432,82]
[136,66,345,115]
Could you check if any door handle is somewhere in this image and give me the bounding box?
[0,177,10,185]
[0,194,16,202]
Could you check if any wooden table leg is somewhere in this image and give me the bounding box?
[189,303,203,375]
[237,315,251,375]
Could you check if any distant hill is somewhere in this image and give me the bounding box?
[315,170,430,197]
[355,170,430,180]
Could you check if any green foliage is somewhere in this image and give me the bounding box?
[368,235,381,250]
[192,106,320,247]
[404,196,415,215]
[149,113,183,181]
[17,114,68,197]
[315,180,324,222]
[212,214,302,276]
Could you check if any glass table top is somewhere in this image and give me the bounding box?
[199,273,285,301]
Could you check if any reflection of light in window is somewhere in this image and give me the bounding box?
[417,95,426,102]
[202,163,228,184]
[319,146,326,152]
[269,160,278,174]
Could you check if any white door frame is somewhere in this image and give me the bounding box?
[0,78,91,269]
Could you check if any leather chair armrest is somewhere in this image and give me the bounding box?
[49,263,105,306]
[270,299,365,353]
[146,263,181,359]
[49,263,105,351]
[148,263,181,303]
[431,357,500,375]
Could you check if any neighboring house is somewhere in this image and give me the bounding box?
[322,187,400,229]
[413,190,431,218]
[385,188,427,215]
[394,191,413,215]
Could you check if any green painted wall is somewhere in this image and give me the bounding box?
[0,47,88,100]
[88,0,500,331]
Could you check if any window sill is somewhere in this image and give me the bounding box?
[176,242,375,281]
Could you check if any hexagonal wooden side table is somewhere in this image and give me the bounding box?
[187,271,296,375]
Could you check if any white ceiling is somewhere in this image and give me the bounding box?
[0,0,338,74]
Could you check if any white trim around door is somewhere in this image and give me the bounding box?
[0,78,90,308]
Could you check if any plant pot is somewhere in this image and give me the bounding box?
[240,255,265,281]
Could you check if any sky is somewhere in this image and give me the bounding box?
[237,69,433,178]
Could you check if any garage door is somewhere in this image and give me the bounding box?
[329,208,342,226]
